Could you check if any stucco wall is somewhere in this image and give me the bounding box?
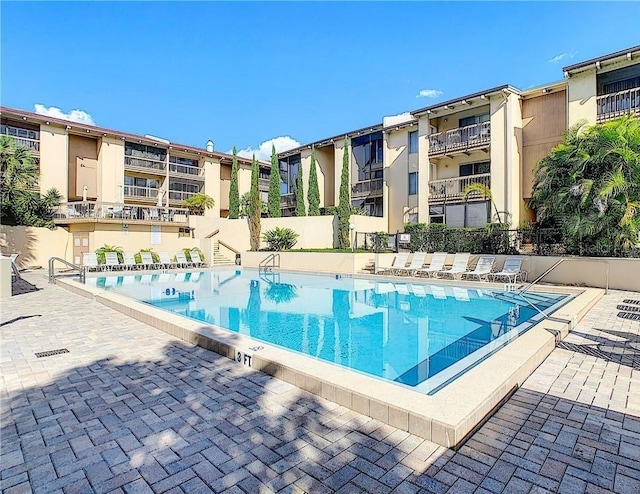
[39,124,69,201]
[97,136,125,203]
[0,225,71,268]
[567,70,597,127]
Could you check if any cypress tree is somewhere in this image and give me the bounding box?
[307,146,320,216]
[294,174,306,216]
[337,138,351,249]
[248,154,262,251]
[228,147,240,219]
[268,144,281,217]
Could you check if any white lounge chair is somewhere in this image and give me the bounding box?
[461,256,496,281]
[122,252,139,271]
[190,250,206,268]
[376,253,409,275]
[175,252,193,269]
[415,252,447,278]
[140,252,157,270]
[488,258,527,283]
[83,252,100,272]
[104,252,122,271]
[396,252,427,276]
[437,253,471,279]
[159,252,176,269]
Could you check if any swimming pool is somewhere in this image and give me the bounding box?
[89,269,570,394]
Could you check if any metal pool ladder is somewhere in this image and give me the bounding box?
[48,257,85,284]
[259,253,280,273]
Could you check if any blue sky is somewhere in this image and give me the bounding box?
[2,2,639,159]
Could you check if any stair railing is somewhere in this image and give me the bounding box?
[519,258,609,295]
[259,253,280,273]
[49,257,85,284]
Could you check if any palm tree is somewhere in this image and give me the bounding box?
[461,182,504,225]
[181,193,215,216]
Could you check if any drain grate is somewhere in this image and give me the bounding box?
[617,312,640,321]
[617,305,640,313]
[623,299,640,305]
[35,348,70,358]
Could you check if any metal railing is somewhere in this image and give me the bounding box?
[124,156,166,172]
[429,121,491,156]
[123,185,160,199]
[5,135,40,152]
[49,257,85,284]
[168,190,198,202]
[428,173,491,202]
[259,253,280,273]
[53,201,189,224]
[169,162,203,177]
[280,194,296,207]
[519,258,609,295]
[352,178,384,199]
[597,87,640,122]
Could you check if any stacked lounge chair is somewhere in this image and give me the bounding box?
[461,256,496,281]
[396,252,427,276]
[415,252,447,278]
[437,253,471,279]
[376,253,409,275]
[488,258,527,283]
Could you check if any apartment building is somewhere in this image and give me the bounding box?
[277,45,640,232]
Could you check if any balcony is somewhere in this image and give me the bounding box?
[351,178,383,200]
[124,156,166,175]
[168,162,204,181]
[53,201,189,225]
[280,194,296,208]
[429,122,491,157]
[7,135,40,153]
[168,190,198,204]
[258,178,270,190]
[124,185,160,200]
[597,87,640,122]
[428,173,491,203]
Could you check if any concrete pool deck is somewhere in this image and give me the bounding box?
[56,271,602,450]
[1,272,639,493]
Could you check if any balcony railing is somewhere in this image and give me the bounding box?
[280,193,296,207]
[5,135,40,153]
[124,156,166,174]
[429,122,491,156]
[123,185,160,199]
[169,162,204,180]
[258,178,270,189]
[428,173,491,203]
[53,201,189,224]
[168,190,198,202]
[351,178,383,199]
[597,87,640,122]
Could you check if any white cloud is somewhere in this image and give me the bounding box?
[417,89,443,99]
[382,112,416,128]
[232,136,301,161]
[548,51,578,64]
[34,104,96,125]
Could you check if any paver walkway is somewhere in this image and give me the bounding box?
[1,272,639,494]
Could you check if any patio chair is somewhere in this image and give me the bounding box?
[375,253,409,275]
[460,256,496,281]
[122,252,139,271]
[488,258,527,283]
[159,252,176,269]
[190,250,206,268]
[436,253,471,279]
[175,251,193,269]
[396,252,427,276]
[104,252,122,271]
[82,252,101,272]
[415,252,447,278]
[140,252,157,270]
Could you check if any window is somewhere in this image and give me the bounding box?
[408,131,418,154]
[459,113,490,128]
[408,172,417,195]
[407,213,418,224]
[125,142,166,162]
[459,161,490,177]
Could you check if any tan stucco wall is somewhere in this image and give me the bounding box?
[0,225,71,268]
[315,145,334,207]
[241,251,374,273]
[98,136,125,203]
[38,124,69,201]
[385,128,410,232]
[567,70,597,127]
[203,157,220,218]
[418,116,431,224]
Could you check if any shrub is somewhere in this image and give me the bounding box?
[182,247,205,261]
[95,244,123,264]
[134,248,159,264]
[262,227,299,251]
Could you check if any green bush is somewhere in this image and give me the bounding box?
[183,247,205,261]
[262,227,299,251]
[95,244,123,264]
[402,223,517,254]
[134,248,159,264]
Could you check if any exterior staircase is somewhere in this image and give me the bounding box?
[212,241,235,266]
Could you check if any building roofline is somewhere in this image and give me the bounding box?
[0,105,266,166]
[520,79,567,98]
[411,84,520,116]
[563,45,640,74]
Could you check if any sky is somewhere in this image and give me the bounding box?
[2,2,639,160]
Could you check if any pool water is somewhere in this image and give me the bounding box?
[89,269,569,393]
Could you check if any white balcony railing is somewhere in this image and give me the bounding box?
[123,185,160,199]
[428,173,491,202]
[124,156,166,173]
[168,190,198,202]
[53,201,189,224]
[597,87,640,122]
[6,135,40,153]
[169,162,203,178]
[351,178,383,199]
[429,122,491,156]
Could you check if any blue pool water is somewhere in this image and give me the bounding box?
[88,269,569,393]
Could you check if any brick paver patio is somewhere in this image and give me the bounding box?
[1,272,639,493]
